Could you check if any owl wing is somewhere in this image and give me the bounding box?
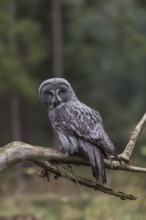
[54,101,119,183]
[66,102,117,158]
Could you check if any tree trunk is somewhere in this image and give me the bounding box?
[52,0,63,77]
[9,0,24,191]
[9,0,21,142]
[52,0,63,145]
[11,94,21,140]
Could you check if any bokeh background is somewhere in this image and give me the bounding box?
[0,0,146,219]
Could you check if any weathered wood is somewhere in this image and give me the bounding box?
[0,112,146,200]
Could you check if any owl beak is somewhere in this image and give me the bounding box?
[52,95,62,108]
[54,99,60,107]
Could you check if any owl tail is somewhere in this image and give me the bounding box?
[91,147,106,184]
[79,141,106,184]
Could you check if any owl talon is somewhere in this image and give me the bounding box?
[58,145,63,151]
[118,155,132,165]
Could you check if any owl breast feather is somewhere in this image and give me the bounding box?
[48,103,81,153]
[48,101,100,153]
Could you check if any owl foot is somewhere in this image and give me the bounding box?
[111,155,122,167]
[111,154,132,165]
[118,154,132,165]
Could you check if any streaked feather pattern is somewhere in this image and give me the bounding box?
[39,78,119,184]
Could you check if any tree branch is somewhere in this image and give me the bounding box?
[34,160,137,200]
[0,112,145,200]
[0,141,146,173]
[119,112,146,162]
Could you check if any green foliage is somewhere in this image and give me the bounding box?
[0,1,47,102]
[140,145,146,157]
[63,0,146,148]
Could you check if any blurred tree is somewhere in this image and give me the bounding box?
[52,0,63,77]
[0,0,47,145]
[51,0,64,145]
[63,0,146,150]
[9,0,21,141]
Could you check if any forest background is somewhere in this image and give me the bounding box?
[0,0,146,219]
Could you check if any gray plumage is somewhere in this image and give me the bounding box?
[39,78,118,184]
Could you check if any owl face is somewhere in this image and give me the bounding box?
[39,78,78,109]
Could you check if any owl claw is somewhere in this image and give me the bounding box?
[58,145,63,151]
[118,154,132,165]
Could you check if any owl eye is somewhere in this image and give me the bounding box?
[58,89,66,95]
[45,90,53,97]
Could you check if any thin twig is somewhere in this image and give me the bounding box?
[34,160,137,200]
[119,112,146,162]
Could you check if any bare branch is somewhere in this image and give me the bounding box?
[0,141,146,173]
[119,112,146,162]
[0,113,145,200]
[34,160,137,200]
[0,140,145,200]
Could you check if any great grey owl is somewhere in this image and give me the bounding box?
[39,78,119,184]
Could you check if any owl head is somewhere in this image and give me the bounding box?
[39,78,78,109]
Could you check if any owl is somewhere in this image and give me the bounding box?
[39,78,119,184]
